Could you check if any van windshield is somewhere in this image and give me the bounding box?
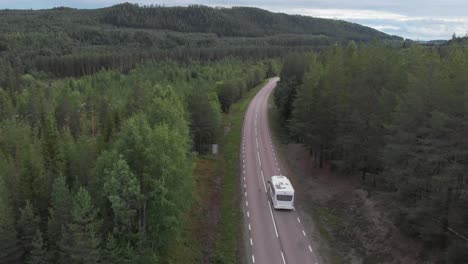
[276,195,293,201]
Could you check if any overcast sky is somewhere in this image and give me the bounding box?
[2,0,468,40]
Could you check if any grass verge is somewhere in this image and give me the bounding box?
[170,80,268,264]
[213,80,268,263]
[167,155,220,263]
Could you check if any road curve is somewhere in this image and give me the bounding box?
[241,78,319,264]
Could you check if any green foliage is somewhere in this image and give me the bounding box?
[27,229,46,264]
[189,86,222,152]
[18,200,39,261]
[0,174,22,264]
[102,153,141,239]
[0,4,400,78]
[0,59,268,262]
[103,4,399,40]
[281,43,468,260]
[42,113,63,175]
[47,176,72,260]
[218,80,239,113]
[63,187,102,264]
[274,53,312,124]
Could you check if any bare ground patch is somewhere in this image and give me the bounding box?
[195,157,223,263]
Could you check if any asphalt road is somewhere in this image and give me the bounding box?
[241,78,319,264]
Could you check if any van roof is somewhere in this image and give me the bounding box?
[271,175,294,193]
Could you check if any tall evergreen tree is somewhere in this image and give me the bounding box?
[47,176,72,261]
[0,175,22,264]
[102,153,141,239]
[42,113,62,175]
[27,229,46,264]
[189,86,222,152]
[18,200,39,262]
[63,187,102,264]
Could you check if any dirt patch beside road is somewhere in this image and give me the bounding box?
[275,142,425,264]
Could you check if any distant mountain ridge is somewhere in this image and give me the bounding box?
[102,3,403,41]
[0,3,402,78]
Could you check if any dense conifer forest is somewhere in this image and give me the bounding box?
[0,3,401,81]
[0,59,273,263]
[274,43,468,262]
[4,2,466,263]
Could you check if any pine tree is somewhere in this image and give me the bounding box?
[18,200,39,261]
[42,113,62,175]
[47,176,72,261]
[101,233,120,264]
[64,187,102,264]
[27,229,46,264]
[189,86,222,152]
[0,175,22,264]
[102,154,141,238]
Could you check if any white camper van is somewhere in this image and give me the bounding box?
[268,175,295,210]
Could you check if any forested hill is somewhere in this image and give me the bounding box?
[0,3,402,80]
[101,3,399,40]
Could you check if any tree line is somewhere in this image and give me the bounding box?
[0,59,274,264]
[274,42,468,262]
[102,3,401,40]
[0,4,399,81]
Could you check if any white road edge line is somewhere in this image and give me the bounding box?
[268,202,279,238]
[281,251,286,264]
[257,152,261,167]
